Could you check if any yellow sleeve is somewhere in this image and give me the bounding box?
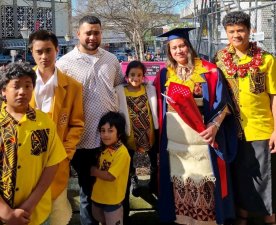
[46,119,67,167]
[264,54,276,94]
[63,80,84,160]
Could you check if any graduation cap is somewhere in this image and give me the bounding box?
[158,27,195,43]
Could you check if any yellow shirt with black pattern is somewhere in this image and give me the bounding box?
[92,144,130,205]
[0,106,67,225]
[216,47,276,141]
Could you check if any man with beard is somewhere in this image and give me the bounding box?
[56,15,124,225]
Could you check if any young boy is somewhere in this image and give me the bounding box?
[91,111,130,225]
[0,62,67,225]
[28,29,84,225]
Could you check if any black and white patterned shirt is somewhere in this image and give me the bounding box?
[56,47,124,149]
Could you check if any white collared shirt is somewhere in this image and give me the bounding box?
[35,67,58,113]
[56,47,124,149]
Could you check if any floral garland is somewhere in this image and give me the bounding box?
[221,42,263,78]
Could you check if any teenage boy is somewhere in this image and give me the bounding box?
[0,62,67,225]
[215,11,276,225]
[28,30,84,225]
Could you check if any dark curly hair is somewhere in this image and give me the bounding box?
[0,62,36,93]
[222,11,251,30]
[125,60,146,77]
[98,111,127,145]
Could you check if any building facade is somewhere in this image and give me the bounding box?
[0,0,71,39]
[180,0,276,57]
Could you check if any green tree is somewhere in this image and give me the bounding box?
[75,0,186,60]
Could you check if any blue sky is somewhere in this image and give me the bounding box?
[174,1,190,13]
[72,0,189,14]
[72,0,77,14]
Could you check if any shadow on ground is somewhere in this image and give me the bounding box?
[68,177,265,225]
[129,210,159,225]
[68,177,160,225]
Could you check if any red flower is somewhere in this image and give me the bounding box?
[221,42,263,78]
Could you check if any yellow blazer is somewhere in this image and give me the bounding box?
[30,68,84,199]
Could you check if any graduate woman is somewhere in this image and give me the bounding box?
[154,28,237,225]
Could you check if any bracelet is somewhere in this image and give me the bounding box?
[210,121,220,129]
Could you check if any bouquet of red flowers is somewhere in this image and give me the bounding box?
[166,82,205,133]
[165,82,219,149]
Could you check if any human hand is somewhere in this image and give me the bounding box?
[19,201,33,216]
[269,131,276,153]
[5,208,30,225]
[199,123,218,147]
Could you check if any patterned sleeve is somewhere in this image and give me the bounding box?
[214,50,225,73]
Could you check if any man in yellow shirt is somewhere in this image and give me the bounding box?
[215,11,276,225]
[0,62,67,225]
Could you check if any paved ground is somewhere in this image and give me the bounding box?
[68,152,160,225]
[68,178,265,225]
[67,152,265,225]
[68,177,159,225]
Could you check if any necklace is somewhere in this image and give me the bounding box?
[165,58,207,93]
[177,65,193,81]
[221,42,263,78]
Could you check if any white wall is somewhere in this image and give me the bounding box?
[55,2,69,36]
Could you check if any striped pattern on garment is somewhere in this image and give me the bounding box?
[126,94,151,152]
[0,107,36,207]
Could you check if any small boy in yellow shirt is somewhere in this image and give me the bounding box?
[0,62,67,225]
[90,111,130,225]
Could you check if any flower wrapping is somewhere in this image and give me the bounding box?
[167,82,205,133]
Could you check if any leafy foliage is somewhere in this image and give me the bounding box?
[74,0,186,59]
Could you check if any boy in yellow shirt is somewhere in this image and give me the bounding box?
[0,62,67,225]
[90,112,130,225]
